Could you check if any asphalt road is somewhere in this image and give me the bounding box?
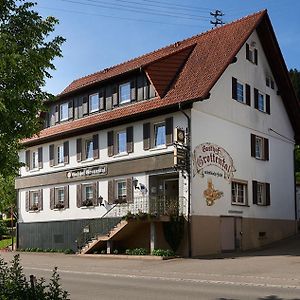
[1,236,300,300]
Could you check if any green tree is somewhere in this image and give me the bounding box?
[0,0,65,178]
[289,68,300,101]
[0,175,16,214]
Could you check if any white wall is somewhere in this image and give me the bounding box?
[190,30,295,221]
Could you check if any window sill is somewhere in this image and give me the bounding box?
[81,158,95,164]
[113,152,129,158]
[53,208,66,211]
[149,145,167,151]
[80,206,95,209]
[28,210,41,213]
[52,163,65,168]
[231,203,250,207]
[29,168,40,173]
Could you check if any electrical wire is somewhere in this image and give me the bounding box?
[57,0,211,21]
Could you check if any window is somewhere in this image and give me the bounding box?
[82,184,94,206]
[117,180,127,200]
[236,82,244,102]
[255,136,263,159]
[266,76,275,89]
[85,139,93,160]
[26,190,42,212]
[32,151,38,169]
[154,123,166,147]
[60,103,69,121]
[253,181,270,206]
[251,134,269,161]
[232,181,248,205]
[57,145,64,164]
[254,88,270,114]
[55,187,65,209]
[258,92,265,112]
[89,93,99,113]
[119,82,131,104]
[117,131,127,154]
[246,43,257,65]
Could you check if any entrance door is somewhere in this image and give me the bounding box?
[164,179,179,215]
[220,217,242,252]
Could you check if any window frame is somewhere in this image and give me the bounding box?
[119,82,131,104]
[236,81,245,103]
[81,183,95,207]
[117,130,127,154]
[85,138,94,160]
[60,102,69,121]
[154,122,166,148]
[256,182,266,205]
[57,144,64,165]
[258,91,265,112]
[116,180,127,201]
[31,151,38,169]
[89,93,99,113]
[255,136,264,160]
[231,181,248,206]
[29,190,41,211]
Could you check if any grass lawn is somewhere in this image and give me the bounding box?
[0,237,14,249]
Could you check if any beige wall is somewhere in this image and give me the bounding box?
[190,215,297,256]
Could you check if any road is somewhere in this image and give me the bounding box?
[1,236,300,300]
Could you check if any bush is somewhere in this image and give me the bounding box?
[0,221,8,236]
[63,249,75,255]
[0,254,69,299]
[152,249,175,257]
[125,248,148,255]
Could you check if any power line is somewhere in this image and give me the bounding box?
[39,6,207,28]
[58,0,211,21]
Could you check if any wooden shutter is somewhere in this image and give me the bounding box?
[265,183,271,206]
[108,180,114,204]
[82,96,88,116]
[107,131,114,157]
[93,134,99,159]
[25,150,31,170]
[246,43,250,61]
[92,182,98,206]
[250,134,256,157]
[25,191,29,212]
[165,117,173,146]
[64,186,69,209]
[143,123,151,150]
[264,138,269,161]
[112,85,118,106]
[245,84,251,106]
[49,144,54,167]
[266,94,270,114]
[50,188,55,210]
[38,147,43,169]
[126,126,134,153]
[63,141,69,164]
[126,177,133,204]
[254,88,259,109]
[130,79,136,101]
[232,77,237,100]
[76,184,82,208]
[68,100,74,120]
[252,181,258,204]
[76,138,82,162]
[99,88,105,110]
[39,189,43,211]
[55,105,59,123]
[254,49,258,65]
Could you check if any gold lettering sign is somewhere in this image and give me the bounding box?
[193,143,236,182]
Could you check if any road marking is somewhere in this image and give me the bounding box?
[26,267,300,290]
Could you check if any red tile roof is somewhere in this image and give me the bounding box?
[24,10,300,145]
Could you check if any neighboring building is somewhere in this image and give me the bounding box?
[15,10,300,256]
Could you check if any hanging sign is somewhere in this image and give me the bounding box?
[192,143,236,182]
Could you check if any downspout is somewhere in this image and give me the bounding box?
[294,147,298,232]
[178,103,192,258]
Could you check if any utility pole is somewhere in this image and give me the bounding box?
[210,10,225,28]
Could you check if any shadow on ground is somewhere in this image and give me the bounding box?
[196,234,300,259]
[218,295,300,300]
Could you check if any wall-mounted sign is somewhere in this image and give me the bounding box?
[66,165,107,179]
[193,143,236,182]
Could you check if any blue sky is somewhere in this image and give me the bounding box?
[35,0,300,95]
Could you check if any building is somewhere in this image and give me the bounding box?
[15,10,300,256]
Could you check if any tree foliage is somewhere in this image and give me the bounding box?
[0,175,16,213]
[0,0,65,177]
[289,68,300,101]
[0,254,69,299]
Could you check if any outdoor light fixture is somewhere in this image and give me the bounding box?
[133,178,139,189]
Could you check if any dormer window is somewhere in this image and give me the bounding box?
[119,82,131,104]
[89,93,99,113]
[60,103,69,121]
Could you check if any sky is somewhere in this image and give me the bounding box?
[35,0,300,95]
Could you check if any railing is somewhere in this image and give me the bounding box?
[76,196,187,251]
